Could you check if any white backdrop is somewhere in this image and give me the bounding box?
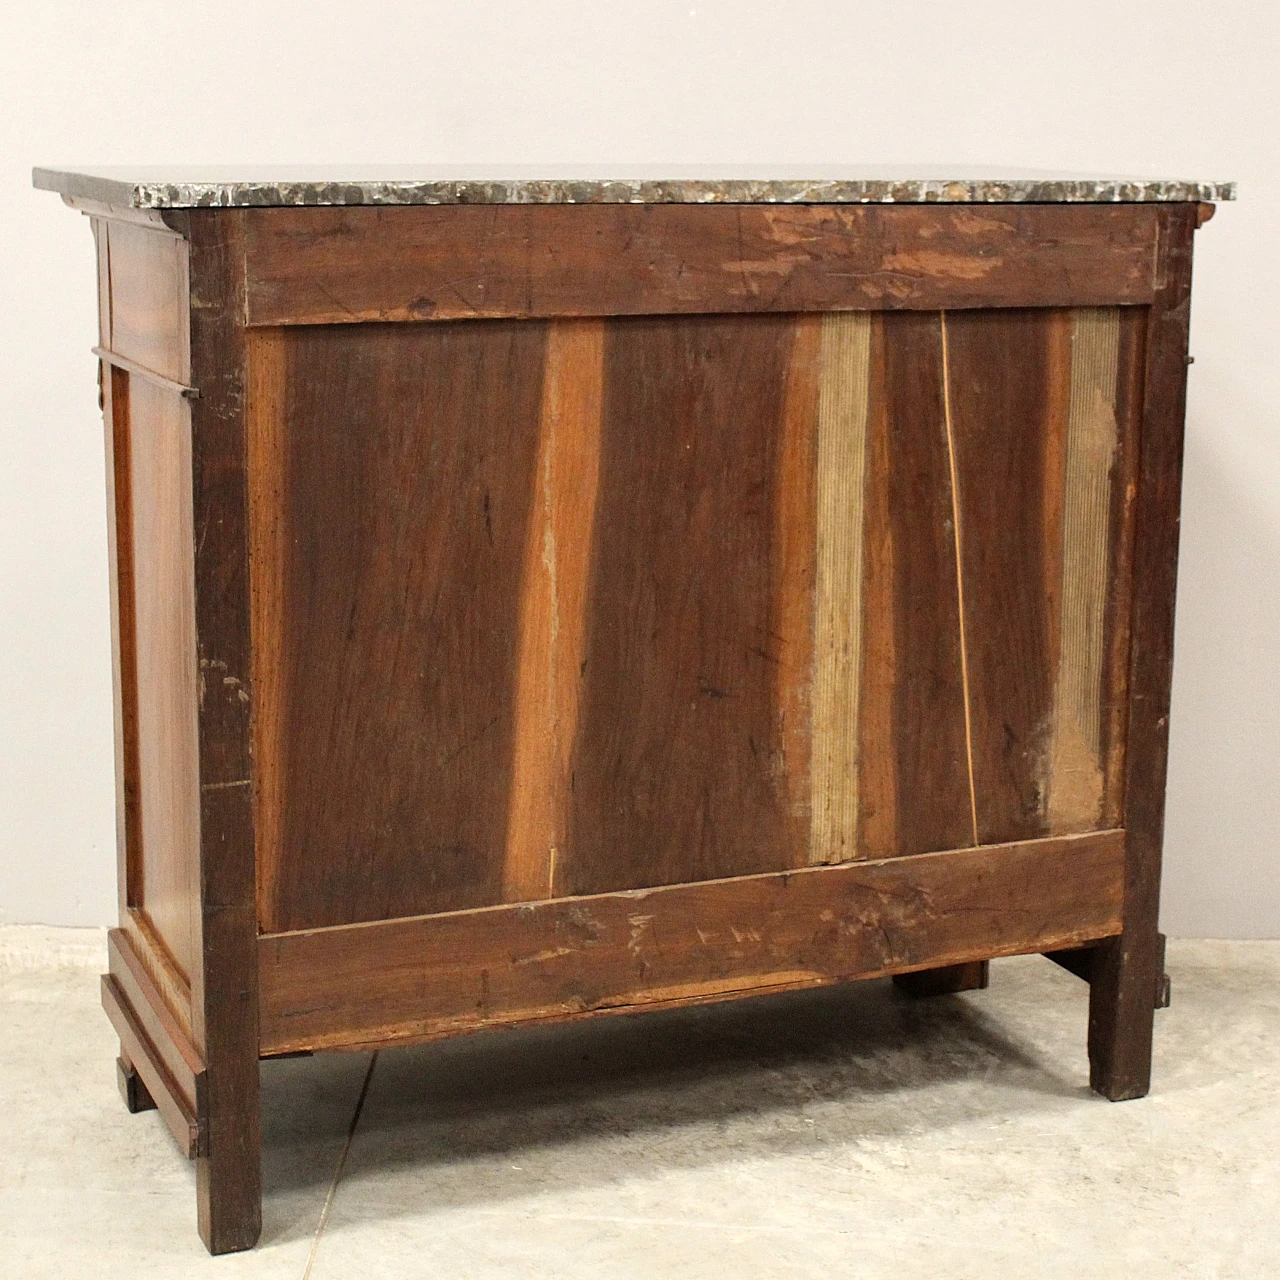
[1,1,1275,934]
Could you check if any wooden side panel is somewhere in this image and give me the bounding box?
[857,313,975,859]
[944,307,1144,844]
[100,219,190,381]
[243,203,1160,326]
[127,376,201,984]
[562,314,812,894]
[258,830,1126,1055]
[253,320,547,932]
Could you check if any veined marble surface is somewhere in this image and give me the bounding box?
[32,165,1235,209]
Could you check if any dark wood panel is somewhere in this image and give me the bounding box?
[102,218,190,382]
[167,209,262,1253]
[127,376,200,983]
[944,309,1068,844]
[258,830,1126,1055]
[253,319,547,931]
[1089,204,1199,1101]
[243,204,1160,326]
[858,312,976,858]
[563,313,811,894]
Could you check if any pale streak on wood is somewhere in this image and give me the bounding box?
[1048,308,1122,830]
[245,328,289,930]
[938,311,981,847]
[809,312,871,864]
[502,319,605,902]
[775,315,820,848]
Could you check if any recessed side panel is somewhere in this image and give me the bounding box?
[127,376,201,987]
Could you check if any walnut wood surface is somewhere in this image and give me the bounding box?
[242,204,1161,326]
[66,195,1217,1255]
[259,830,1124,1054]
[249,301,1152,933]
[1087,204,1198,1101]
[251,319,547,932]
[168,209,263,1253]
[96,217,190,382]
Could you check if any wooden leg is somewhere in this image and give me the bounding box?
[893,960,990,998]
[1087,930,1167,1101]
[116,1052,157,1114]
[195,1049,262,1255]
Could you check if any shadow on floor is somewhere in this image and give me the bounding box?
[259,964,1096,1242]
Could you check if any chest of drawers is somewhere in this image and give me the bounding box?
[34,166,1230,1252]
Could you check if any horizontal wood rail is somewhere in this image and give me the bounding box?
[242,203,1160,326]
[102,972,204,1157]
[93,346,198,398]
[258,829,1126,1055]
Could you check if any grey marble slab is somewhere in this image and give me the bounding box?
[32,165,1234,209]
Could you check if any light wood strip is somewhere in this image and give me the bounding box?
[259,829,1126,1055]
[246,329,289,929]
[939,311,982,847]
[809,313,872,863]
[1048,309,1122,831]
[502,319,606,901]
[775,316,821,842]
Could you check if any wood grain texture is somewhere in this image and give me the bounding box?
[127,376,201,984]
[168,209,262,1253]
[101,218,190,382]
[100,357,140,921]
[258,830,1126,1055]
[107,927,204,1113]
[563,314,810,894]
[503,320,605,902]
[1047,309,1123,832]
[102,974,201,1157]
[243,203,1161,327]
[253,319,547,932]
[944,308,1070,845]
[857,313,974,859]
[809,312,872,864]
[1088,204,1199,1102]
[940,306,1143,845]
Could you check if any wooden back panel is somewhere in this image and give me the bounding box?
[248,295,1143,932]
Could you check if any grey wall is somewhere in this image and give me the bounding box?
[1,0,1275,935]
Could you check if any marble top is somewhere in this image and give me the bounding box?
[32,165,1234,209]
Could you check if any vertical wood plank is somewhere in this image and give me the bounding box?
[170,209,262,1253]
[772,315,821,853]
[255,320,547,931]
[943,309,1070,845]
[503,319,606,902]
[566,314,808,893]
[100,356,140,921]
[128,377,201,984]
[1047,309,1123,832]
[858,313,975,859]
[809,312,872,864]
[245,328,288,931]
[1089,204,1199,1101]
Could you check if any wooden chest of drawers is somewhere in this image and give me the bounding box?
[34,166,1231,1253]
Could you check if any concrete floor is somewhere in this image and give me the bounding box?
[0,929,1276,1279]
